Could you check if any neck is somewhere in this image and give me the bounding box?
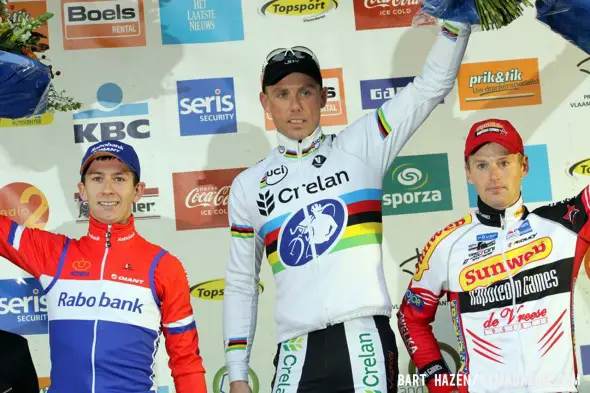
[87,215,137,243]
[476,195,527,228]
[276,126,324,159]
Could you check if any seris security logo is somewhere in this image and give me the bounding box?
[353,0,426,31]
[259,0,338,22]
[458,58,542,111]
[0,278,48,335]
[382,153,453,215]
[177,78,238,136]
[74,187,160,222]
[190,278,265,300]
[264,68,347,130]
[172,168,246,230]
[0,182,49,229]
[61,0,146,50]
[73,82,150,144]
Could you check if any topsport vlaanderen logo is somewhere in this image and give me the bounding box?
[259,0,339,22]
[278,198,347,267]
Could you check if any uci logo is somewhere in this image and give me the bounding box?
[278,198,347,267]
[262,165,288,188]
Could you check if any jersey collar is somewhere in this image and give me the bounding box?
[87,215,138,245]
[276,126,324,159]
[475,195,528,228]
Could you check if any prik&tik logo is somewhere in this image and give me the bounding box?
[61,0,146,50]
[382,153,453,215]
[0,278,48,335]
[73,82,150,144]
[259,0,338,22]
[0,182,49,229]
[458,58,542,111]
[264,68,347,130]
[74,187,160,222]
[172,168,246,230]
[177,77,237,136]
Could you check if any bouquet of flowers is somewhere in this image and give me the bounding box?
[414,0,590,55]
[0,0,81,119]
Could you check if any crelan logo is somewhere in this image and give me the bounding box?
[460,237,552,291]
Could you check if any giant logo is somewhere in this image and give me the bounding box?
[259,0,338,22]
[459,238,552,291]
[73,82,151,144]
[177,77,238,136]
[278,198,347,267]
[61,0,146,50]
[0,182,49,229]
[0,278,48,335]
[383,153,453,215]
[414,215,472,281]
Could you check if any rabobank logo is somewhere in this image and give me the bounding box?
[360,77,414,110]
[177,78,237,136]
[73,82,150,144]
[0,278,48,335]
[278,198,347,267]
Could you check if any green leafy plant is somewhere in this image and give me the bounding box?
[475,0,534,30]
[0,0,81,113]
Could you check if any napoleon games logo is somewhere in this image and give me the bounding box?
[74,187,160,222]
[0,182,49,229]
[73,82,150,144]
[259,0,339,22]
[278,198,347,267]
[61,0,146,50]
[0,278,48,335]
[177,78,237,136]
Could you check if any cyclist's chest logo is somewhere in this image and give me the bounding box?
[278,198,348,267]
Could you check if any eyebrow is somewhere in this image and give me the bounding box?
[86,171,131,176]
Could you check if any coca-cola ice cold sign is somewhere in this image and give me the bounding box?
[353,0,425,30]
[172,168,247,230]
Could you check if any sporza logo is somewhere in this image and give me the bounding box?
[278,198,347,267]
[177,77,237,136]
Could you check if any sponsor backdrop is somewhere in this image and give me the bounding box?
[0,0,589,392]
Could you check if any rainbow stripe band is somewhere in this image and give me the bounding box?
[377,107,393,140]
[441,22,459,42]
[283,135,325,159]
[260,189,383,275]
[231,224,254,239]
[226,337,247,352]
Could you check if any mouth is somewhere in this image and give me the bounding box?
[487,186,505,192]
[288,119,305,125]
[98,201,119,207]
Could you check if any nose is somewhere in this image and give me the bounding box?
[289,94,302,112]
[101,179,115,194]
[489,163,501,181]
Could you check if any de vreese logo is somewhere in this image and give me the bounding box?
[177,78,238,136]
[73,83,150,144]
[61,0,146,50]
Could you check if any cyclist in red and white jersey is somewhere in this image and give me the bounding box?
[397,119,590,393]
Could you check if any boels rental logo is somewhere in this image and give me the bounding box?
[259,0,339,22]
[190,279,265,300]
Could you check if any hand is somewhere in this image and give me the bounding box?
[230,381,252,393]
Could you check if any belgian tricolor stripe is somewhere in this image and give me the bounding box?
[226,337,247,352]
[377,107,393,140]
[260,189,382,275]
[231,224,254,239]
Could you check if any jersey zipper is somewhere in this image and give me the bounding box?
[91,224,111,393]
[500,215,529,389]
[297,141,331,327]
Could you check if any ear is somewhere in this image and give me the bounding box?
[259,91,270,114]
[320,87,328,109]
[521,155,529,177]
[465,161,474,184]
[77,182,87,202]
[133,182,146,203]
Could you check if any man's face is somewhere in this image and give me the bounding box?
[78,157,144,225]
[466,143,528,211]
[260,72,327,140]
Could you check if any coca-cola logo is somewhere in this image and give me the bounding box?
[364,0,420,8]
[185,185,230,209]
